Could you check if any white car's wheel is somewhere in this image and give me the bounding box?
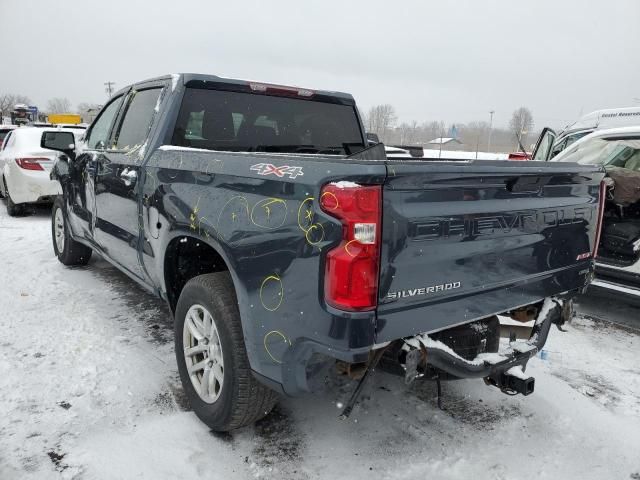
[5,182,24,217]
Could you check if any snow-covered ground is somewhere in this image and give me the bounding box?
[1,205,639,480]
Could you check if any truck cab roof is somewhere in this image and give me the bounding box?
[114,73,356,105]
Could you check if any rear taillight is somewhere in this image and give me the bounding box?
[15,158,47,171]
[320,183,382,311]
[593,180,607,258]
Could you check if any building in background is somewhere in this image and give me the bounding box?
[427,137,463,150]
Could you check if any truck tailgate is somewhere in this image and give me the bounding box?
[376,160,605,342]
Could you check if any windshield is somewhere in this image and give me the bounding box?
[552,136,640,171]
[171,88,365,155]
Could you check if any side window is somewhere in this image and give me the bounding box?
[4,131,16,150]
[549,138,567,159]
[87,95,124,150]
[114,88,162,150]
[1,131,13,150]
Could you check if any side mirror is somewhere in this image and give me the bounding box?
[41,131,76,159]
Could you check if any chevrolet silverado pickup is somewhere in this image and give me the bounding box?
[43,73,605,431]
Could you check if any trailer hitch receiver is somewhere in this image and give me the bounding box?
[485,367,535,396]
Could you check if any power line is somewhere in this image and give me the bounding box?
[104,81,116,97]
[488,110,495,152]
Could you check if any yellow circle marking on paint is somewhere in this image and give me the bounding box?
[305,223,325,246]
[297,197,315,233]
[217,195,249,239]
[263,330,291,364]
[259,275,284,312]
[250,198,287,229]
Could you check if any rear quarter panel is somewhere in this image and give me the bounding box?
[141,148,386,390]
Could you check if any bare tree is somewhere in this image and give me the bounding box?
[0,93,31,118]
[47,97,72,114]
[366,104,397,142]
[509,107,534,152]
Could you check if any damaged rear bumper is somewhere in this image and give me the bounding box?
[403,297,563,395]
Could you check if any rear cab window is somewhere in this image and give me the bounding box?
[170,87,365,155]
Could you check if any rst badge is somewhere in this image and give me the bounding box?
[250,163,304,179]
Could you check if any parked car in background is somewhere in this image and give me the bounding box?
[551,126,640,300]
[507,151,531,161]
[532,106,640,161]
[0,127,80,215]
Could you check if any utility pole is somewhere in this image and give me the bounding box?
[487,110,495,153]
[104,81,115,97]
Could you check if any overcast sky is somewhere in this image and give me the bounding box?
[1,0,639,129]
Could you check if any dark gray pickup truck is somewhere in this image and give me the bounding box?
[43,73,605,431]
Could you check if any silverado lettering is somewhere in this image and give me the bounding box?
[386,281,462,300]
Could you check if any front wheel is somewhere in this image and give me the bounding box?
[52,196,92,266]
[175,272,278,431]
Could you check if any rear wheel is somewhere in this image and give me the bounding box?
[175,272,278,431]
[5,180,25,216]
[52,196,92,265]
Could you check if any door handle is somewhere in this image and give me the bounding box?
[120,168,137,187]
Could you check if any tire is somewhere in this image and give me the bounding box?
[175,272,278,431]
[5,181,24,216]
[52,196,92,266]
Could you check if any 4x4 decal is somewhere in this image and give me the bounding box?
[250,163,304,179]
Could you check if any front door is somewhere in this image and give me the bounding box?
[69,94,126,242]
[94,86,164,282]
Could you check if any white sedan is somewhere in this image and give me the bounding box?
[0,127,80,216]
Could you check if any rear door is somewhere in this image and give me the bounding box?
[376,161,604,342]
[94,85,164,282]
